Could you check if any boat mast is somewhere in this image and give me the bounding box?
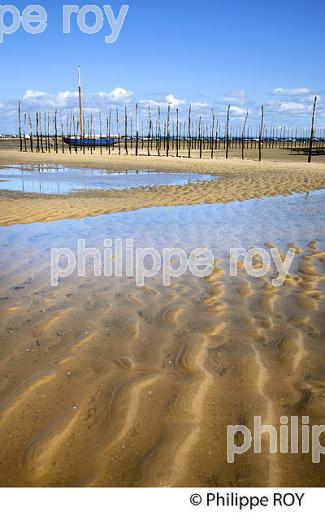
[78,65,84,138]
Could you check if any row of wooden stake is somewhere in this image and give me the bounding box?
[18,97,320,162]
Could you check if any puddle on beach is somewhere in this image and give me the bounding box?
[0,188,325,487]
[0,164,215,194]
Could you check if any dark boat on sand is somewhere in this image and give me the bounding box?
[63,137,118,147]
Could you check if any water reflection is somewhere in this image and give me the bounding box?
[0,165,215,195]
[0,189,324,283]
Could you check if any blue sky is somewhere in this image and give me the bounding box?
[1,0,325,132]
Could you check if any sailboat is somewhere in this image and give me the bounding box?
[63,67,117,147]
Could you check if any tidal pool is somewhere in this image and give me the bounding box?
[0,164,215,195]
[0,188,324,284]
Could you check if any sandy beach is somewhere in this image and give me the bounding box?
[1,147,325,226]
[0,147,325,487]
[1,1,325,516]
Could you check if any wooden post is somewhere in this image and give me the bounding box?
[73,116,78,153]
[82,113,85,154]
[106,115,109,151]
[18,101,23,152]
[47,113,51,153]
[199,116,202,158]
[48,113,52,152]
[258,105,264,162]
[308,96,317,163]
[176,108,179,157]
[141,119,144,150]
[109,108,112,154]
[89,114,93,155]
[40,112,44,153]
[92,114,96,152]
[135,104,139,156]
[124,106,128,155]
[147,105,151,156]
[163,121,166,151]
[116,109,121,155]
[187,105,192,159]
[28,113,33,152]
[36,112,40,152]
[78,66,84,137]
[225,104,230,159]
[76,121,80,154]
[166,104,171,157]
[54,110,58,153]
[87,117,90,153]
[241,110,249,160]
[100,112,103,155]
[215,119,219,158]
[60,112,65,153]
[210,109,215,159]
[157,106,161,157]
[23,113,27,152]
[67,113,71,154]
[182,117,185,153]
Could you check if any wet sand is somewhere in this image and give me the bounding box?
[0,235,324,486]
[1,148,325,226]
[0,149,325,487]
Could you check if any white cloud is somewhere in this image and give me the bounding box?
[88,88,134,108]
[57,91,79,105]
[279,102,308,112]
[230,106,247,115]
[191,101,209,108]
[166,94,185,107]
[140,99,160,107]
[272,87,310,96]
[140,95,209,110]
[103,87,133,102]
[23,90,47,100]
[140,94,185,108]
[223,90,246,104]
[22,89,79,109]
[18,87,134,112]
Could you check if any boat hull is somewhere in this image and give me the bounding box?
[63,137,118,147]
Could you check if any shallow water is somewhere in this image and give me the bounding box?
[0,164,214,194]
[0,189,325,487]
[1,188,324,269]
